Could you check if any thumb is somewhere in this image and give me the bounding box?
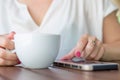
[7,31,16,40]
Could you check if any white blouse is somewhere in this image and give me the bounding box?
[0,0,117,59]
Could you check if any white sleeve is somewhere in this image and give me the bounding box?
[104,0,117,17]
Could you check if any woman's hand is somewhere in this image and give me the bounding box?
[0,32,20,66]
[61,34,105,61]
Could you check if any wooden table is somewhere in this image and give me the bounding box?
[0,61,120,80]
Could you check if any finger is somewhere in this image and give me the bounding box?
[0,58,19,66]
[75,34,88,57]
[0,37,14,50]
[61,48,75,60]
[0,32,15,50]
[87,40,102,60]
[94,47,104,60]
[83,36,97,58]
[7,31,16,40]
[0,48,18,61]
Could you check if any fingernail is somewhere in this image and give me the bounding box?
[75,51,81,57]
[18,60,21,64]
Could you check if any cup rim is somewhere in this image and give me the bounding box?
[14,32,60,36]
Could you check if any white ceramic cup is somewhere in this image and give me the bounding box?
[14,32,60,69]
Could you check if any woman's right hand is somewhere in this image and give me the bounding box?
[0,32,20,66]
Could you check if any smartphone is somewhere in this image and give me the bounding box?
[53,59,119,71]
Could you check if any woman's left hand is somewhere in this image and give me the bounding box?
[61,34,105,60]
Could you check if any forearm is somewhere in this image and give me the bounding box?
[101,42,120,61]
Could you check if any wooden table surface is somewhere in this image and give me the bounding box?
[0,61,120,80]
